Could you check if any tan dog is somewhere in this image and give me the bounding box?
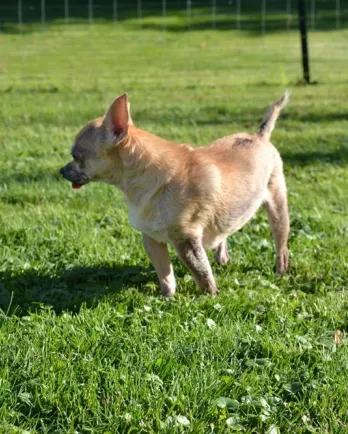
[60,92,290,296]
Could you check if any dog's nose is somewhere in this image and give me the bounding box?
[59,167,65,175]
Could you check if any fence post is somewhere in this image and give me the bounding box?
[236,0,241,30]
[137,0,142,28]
[310,0,315,30]
[212,0,216,29]
[64,0,69,24]
[336,0,340,29]
[261,0,266,38]
[187,0,191,31]
[113,0,117,24]
[298,0,311,83]
[286,0,291,30]
[88,0,93,25]
[162,0,166,32]
[41,0,46,31]
[18,0,23,32]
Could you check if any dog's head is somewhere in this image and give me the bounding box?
[60,93,132,189]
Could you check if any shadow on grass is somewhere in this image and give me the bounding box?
[0,264,156,316]
[1,251,346,317]
[6,102,348,130]
[130,13,348,34]
[282,146,348,166]
[140,109,348,128]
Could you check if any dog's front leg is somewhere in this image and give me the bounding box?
[142,234,176,296]
[172,237,218,295]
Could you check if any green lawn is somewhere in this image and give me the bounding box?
[0,10,348,434]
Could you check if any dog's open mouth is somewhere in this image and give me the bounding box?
[72,183,84,190]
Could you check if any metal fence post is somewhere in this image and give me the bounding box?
[310,0,315,30]
[41,0,46,31]
[187,0,191,30]
[138,0,142,28]
[212,0,216,29]
[18,0,23,32]
[64,0,69,24]
[236,0,241,30]
[336,0,340,30]
[88,0,93,25]
[113,0,117,25]
[261,0,266,38]
[286,0,291,30]
[298,0,311,83]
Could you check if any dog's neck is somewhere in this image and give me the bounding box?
[113,126,190,207]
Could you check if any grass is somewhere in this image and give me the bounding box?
[1,9,348,433]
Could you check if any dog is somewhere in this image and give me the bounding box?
[60,92,290,296]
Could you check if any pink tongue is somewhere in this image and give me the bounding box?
[72,183,82,190]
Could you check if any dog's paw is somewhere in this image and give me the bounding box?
[203,286,219,297]
[161,285,176,297]
[276,249,289,274]
[216,254,229,266]
[214,242,229,266]
[211,288,219,297]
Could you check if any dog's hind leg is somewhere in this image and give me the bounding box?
[263,164,290,274]
[143,234,176,296]
[214,239,229,265]
[172,237,218,295]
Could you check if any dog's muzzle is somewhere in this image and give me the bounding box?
[60,163,87,190]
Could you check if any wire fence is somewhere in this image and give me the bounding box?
[0,0,347,34]
[1,0,347,89]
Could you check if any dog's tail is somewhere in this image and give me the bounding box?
[256,91,290,142]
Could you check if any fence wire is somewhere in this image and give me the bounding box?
[0,0,346,33]
[1,0,347,89]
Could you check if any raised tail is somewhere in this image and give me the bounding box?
[256,91,290,142]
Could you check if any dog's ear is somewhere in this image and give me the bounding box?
[103,93,131,144]
[127,101,134,126]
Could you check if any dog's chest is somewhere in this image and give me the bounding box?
[126,200,168,243]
